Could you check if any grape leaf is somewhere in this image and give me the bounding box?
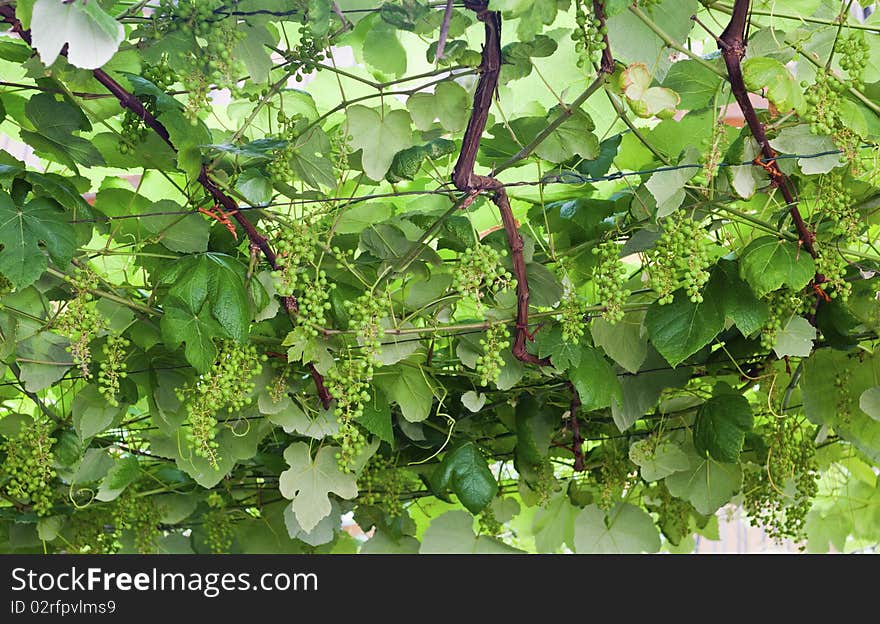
[574,503,661,554]
[569,347,622,411]
[739,236,816,298]
[693,384,753,463]
[279,442,358,533]
[437,442,498,514]
[664,443,742,515]
[646,289,724,367]
[629,437,690,481]
[346,105,413,181]
[0,193,76,289]
[420,511,523,554]
[376,364,435,423]
[30,0,124,69]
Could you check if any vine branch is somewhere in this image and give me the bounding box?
[0,5,332,408]
[717,0,817,259]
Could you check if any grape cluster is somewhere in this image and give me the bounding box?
[345,293,385,363]
[143,56,176,91]
[558,289,586,343]
[271,221,318,297]
[203,493,234,553]
[266,369,289,405]
[819,171,859,239]
[1,419,56,516]
[266,111,307,186]
[571,0,607,68]
[284,13,328,82]
[836,32,869,89]
[296,272,334,336]
[330,127,353,172]
[118,57,175,154]
[592,239,628,323]
[453,244,511,309]
[151,0,245,121]
[815,247,852,302]
[834,371,853,424]
[55,268,107,378]
[760,290,806,351]
[358,455,405,518]
[98,335,129,408]
[475,324,508,386]
[647,213,711,305]
[176,341,265,468]
[113,490,163,554]
[803,71,844,136]
[119,111,148,154]
[652,483,693,545]
[478,507,503,537]
[743,417,818,544]
[327,355,372,472]
[63,507,117,554]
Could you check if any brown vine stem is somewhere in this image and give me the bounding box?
[567,382,585,472]
[0,6,332,408]
[454,1,614,367]
[717,0,817,260]
[453,1,549,366]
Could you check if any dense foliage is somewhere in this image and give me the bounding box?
[0,0,879,554]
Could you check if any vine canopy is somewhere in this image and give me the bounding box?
[0,0,879,554]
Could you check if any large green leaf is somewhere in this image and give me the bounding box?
[376,364,435,423]
[30,0,124,69]
[693,384,754,463]
[664,443,742,515]
[346,105,413,180]
[0,193,76,289]
[646,289,724,367]
[437,442,498,514]
[739,236,816,298]
[573,504,661,554]
[420,511,523,554]
[279,442,358,533]
[569,346,622,412]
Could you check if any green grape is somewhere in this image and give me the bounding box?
[113,490,163,554]
[743,416,819,545]
[327,355,373,472]
[836,32,869,89]
[175,341,266,468]
[647,213,711,305]
[651,482,694,546]
[591,239,628,323]
[266,368,290,404]
[296,272,335,336]
[98,334,130,407]
[453,244,512,309]
[358,455,406,518]
[1,419,56,516]
[558,289,586,343]
[760,290,808,351]
[819,170,859,239]
[815,247,851,302]
[270,220,318,297]
[475,324,509,386]
[571,0,607,68]
[54,268,108,378]
[63,507,117,554]
[803,70,844,136]
[478,506,503,537]
[203,493,234,553]
[118,110,148,154]
[150,0,245,122]
[267,111,308,185]
[282,15,328,83]
[344,292,386,364]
